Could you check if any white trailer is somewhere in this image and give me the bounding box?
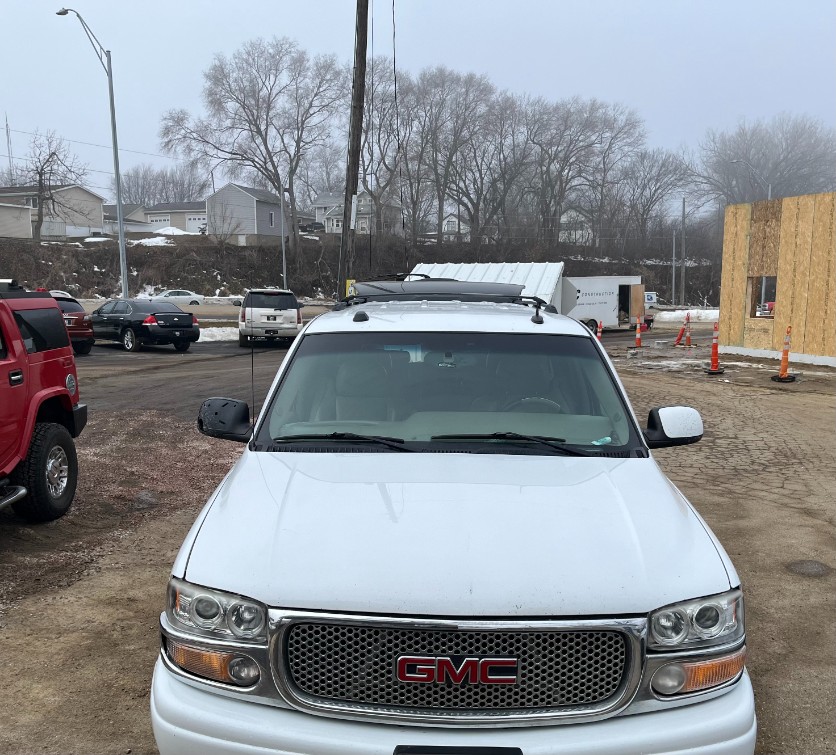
[410,262,648,331]
[564,275,648,330]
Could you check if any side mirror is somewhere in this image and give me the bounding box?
[643,406,703,449]
[232,300,242,307]
[197,398,251,443]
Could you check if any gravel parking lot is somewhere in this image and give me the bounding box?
[0,333,833,754]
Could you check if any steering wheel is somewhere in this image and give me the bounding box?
[502,397,563,413]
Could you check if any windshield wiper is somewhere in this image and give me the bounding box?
[271,432,413,452]
[430,432,597,456]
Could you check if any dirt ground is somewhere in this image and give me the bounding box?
[0,337,833,754]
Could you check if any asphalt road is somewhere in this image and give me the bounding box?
[76,340,289,420]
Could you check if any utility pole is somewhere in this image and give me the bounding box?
[680,196,686,306]
[337,0,369,298]
[671,228,676,305]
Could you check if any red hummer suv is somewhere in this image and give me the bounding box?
[0,280,87,521]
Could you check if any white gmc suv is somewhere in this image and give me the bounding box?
[151,283,756,755]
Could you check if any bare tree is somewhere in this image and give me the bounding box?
[118,161,210,205]
[573,102,645,247]
[622,148,690,244]
[16,131,88,241]
[160,37,345,264]
[295,141,344,210]
[695,113,836,204]
[360,56,401,235]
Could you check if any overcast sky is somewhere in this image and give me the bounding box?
[3,0,834,199]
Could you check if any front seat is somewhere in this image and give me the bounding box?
[334,354,391,421]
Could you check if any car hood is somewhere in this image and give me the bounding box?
[183,452,732,616]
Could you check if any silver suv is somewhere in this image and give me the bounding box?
[238,289,301,347]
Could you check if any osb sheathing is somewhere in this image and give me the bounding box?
[721,192,836,357]
[748,199,781,276]
[807,193,836,357]
[719,203,751,346]
[775,195,815,351]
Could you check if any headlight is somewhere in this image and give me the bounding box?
[648,589,744,650]
[167,578,267,643]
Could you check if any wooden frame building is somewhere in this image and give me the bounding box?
[719,192,836,367]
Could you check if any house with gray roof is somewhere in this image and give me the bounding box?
[206,183,288,246]
[103,203,151,234]
[313,189,402,236]
[0,183,104,238]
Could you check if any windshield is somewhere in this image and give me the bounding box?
[257,332,641,454]
[246,292,297,309]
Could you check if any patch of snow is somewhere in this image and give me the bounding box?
[654,309,720,323]
[93,265,101,272]
[83,237,110,243]
[128,237,175,247]
[198,327,240,342]
[302,234,321,241]
[154,226,198,236]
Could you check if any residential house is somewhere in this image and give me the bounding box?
[312,190,402,235]
[441,213,471,242]
[103,203,152,234]
[144,201,207,233]
[206,183,288,246]
[558,209,593,245]
[0,184,104,238]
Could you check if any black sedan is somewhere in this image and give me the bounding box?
[90,299,200,352]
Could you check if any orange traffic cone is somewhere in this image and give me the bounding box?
[685,315,693,347]
[596,321,603,341]
[704,321,725,375]
[634,320,642,347]
[673,312,689,346]
[771,326,796,383]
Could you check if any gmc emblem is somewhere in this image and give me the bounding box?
[395,655,518,685]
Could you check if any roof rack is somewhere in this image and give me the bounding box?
[334,278,557,313]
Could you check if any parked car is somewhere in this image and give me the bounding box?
[91,299,200,352]
[756,301,775,317]
[1,280,87,521]
[48,289,73,299]
[300,221,325,233]
[238,288,302,346]
[147,289,205,306]
[53,295,95,355]
[151,282,755,755]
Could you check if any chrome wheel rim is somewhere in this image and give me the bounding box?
[45,446,69,497]
[124,330,134,349]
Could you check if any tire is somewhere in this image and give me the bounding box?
[11,423,78,522]
[173,340,191,352]
[239,333,249,347]
[73,341,93,356]
[190,300,200,306]
[121,327,141,352]
[585,319,597,332]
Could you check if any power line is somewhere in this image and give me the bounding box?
[9,128,181,162]
[1,152,114,176]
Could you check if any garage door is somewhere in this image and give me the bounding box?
[186,215,206,233]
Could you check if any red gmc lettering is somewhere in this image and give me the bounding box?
[436,657,479,684]
[396,656,518,685]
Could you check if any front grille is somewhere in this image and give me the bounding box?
[283,622,628,714]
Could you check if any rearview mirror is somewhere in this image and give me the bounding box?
[197,398,251,443]
[643,407,703,449]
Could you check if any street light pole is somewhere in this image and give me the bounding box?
[730,158,772,201]
[57,8,128,300]
[281,189,289,290]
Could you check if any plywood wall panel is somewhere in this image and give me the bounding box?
[807,193,836,356]
[789,196,816,352]
[748,199,781,276]
[719,204,751,346]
